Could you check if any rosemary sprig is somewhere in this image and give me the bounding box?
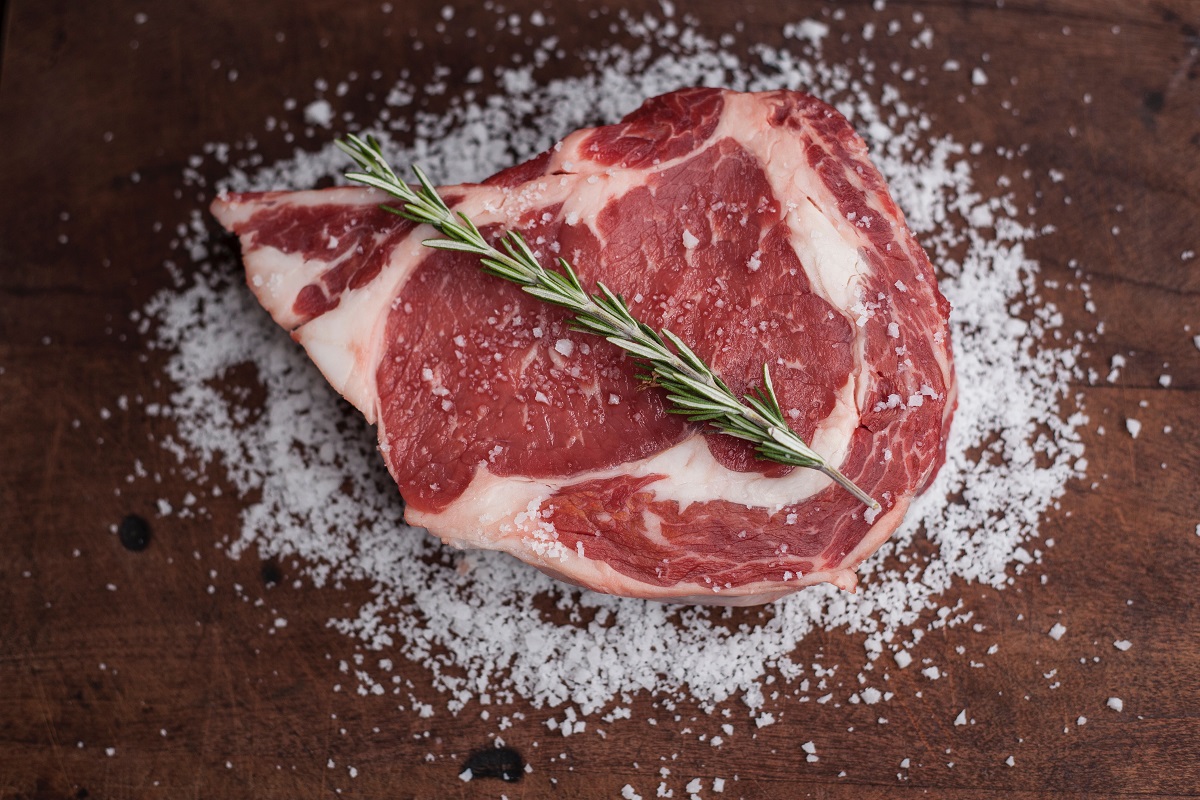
[336,134,879,511]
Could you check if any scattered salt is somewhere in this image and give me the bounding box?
[140,2,1089,730]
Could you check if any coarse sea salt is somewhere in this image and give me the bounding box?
[142,7,1087,718]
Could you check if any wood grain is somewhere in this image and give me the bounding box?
[1,0,1198,797]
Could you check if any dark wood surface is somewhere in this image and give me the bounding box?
[2,1,1198,797]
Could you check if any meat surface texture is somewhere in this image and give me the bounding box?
[211,88,956,605]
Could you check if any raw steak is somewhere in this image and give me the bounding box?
[211,88,956,605]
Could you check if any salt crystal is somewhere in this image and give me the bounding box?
[1107,353,1126,382]
[894,650,912,668]
[954,710,967,726]
[621,785,642,800]
[554,338,574,357]
[1048,623,1067,641]
[1005,756,1015,767]
[682,229,699,249]
[1124,418,1141,439]
[971,67,988,86]
[787,19,829,47]
[459,769,473,782]
[1113,640,1132,651]
[304,100,333,128]
[713,777,725,792]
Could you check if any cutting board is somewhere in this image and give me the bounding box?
[2,1,1197,797]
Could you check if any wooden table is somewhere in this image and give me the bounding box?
[2,1,1198,797]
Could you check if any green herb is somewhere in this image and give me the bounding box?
[337,134,880,511]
